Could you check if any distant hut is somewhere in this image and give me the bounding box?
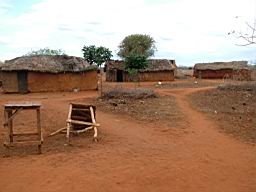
[193,61,251,80]
[252,66,256,81]
[0,55,98,93]
[0,60,3,87]
[105,59,176,82]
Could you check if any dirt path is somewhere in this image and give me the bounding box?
[158,87,256,192]
[0,88,255,192]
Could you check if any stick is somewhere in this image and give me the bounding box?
[66,119,100,127]
[49,127,67,136]
[72,126,93,134]
[3,108,22,126]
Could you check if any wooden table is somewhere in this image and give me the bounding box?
[3,102,43,155]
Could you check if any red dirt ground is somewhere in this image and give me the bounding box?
[0,82,255,192]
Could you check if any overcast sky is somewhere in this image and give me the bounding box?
[0,0,256,66]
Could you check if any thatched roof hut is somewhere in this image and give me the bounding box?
[106,59,176,72]
[194,61,249,71]
[0,60,3,70]
[193,61,251,80]
[0,60,3,86]
[106,59,176,82]
[0,55,98,93]
[2,55,97,73]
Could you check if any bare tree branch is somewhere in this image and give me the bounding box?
[229,18,256,46]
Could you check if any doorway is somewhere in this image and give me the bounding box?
[116,70,123,82]
[17,71,28,93]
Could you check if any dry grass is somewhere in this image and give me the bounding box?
[101,88,158,99]
[189,84,256,144]
[218,81,256,91]
[92,88,185,128]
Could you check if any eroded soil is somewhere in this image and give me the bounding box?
[0,80,255,192]
[189,83,256,143]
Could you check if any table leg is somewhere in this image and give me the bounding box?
[4,110,10,157]
[36,108,42,154]
[7,110,13,143]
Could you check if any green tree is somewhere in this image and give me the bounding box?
[124,53,148,84]
[124,53,148,71]
[82,45,112,67]
[117,34,156,58]
[25,47,66,56]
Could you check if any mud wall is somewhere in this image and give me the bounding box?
[106,70,174,82]
[136,71,174,82]
[251,69,256,81]
[27,71,98,92]
[1,72,19,92]
[106,70,116,82]
[193,69,251,80]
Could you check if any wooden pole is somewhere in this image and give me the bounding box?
[7,110,13,143]
[66,104,73,144]
[36,108,42,154]
[100,67,103,97]
[90,107,98,141]
[4,109,10,156]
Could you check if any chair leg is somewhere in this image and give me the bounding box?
[38,144,42,154]
[66,123,71,144]
[90,107,98,141]
[93,126,98,142]
[3,143,10,157]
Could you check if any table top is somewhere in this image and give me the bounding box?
[4,102,41,109]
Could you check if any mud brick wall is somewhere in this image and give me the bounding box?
[194,69,251,80]
[1,72,19,92]
[27,71,97,92]
[106,70,174,82]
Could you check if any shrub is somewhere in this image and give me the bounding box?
[102,88,158,99]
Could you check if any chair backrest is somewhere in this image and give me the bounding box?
[69,103,96,130]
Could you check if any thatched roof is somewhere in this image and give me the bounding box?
[194,61,249,70]
[0,60,4,71]
[1,55,97,73]
[106,59,176,72]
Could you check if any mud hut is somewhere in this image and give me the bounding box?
[0,55,98,93]
[0,60,4,87]
[106,59,176,82]
[193,61,251,80]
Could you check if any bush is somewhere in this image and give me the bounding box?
[102,88,158,99]
[218,82,256,92]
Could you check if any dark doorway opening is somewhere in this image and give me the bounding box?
[116,70,123,82]
[17,71,28,93]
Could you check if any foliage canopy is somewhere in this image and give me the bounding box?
[117,34,156,58]
[82,45,112,67]
[124,53,148,71]
[124,53,149,83]
[25,48,66,56]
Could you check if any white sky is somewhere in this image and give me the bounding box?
[0,0,256,66]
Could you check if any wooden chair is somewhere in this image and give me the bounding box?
[50,103,99,143]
